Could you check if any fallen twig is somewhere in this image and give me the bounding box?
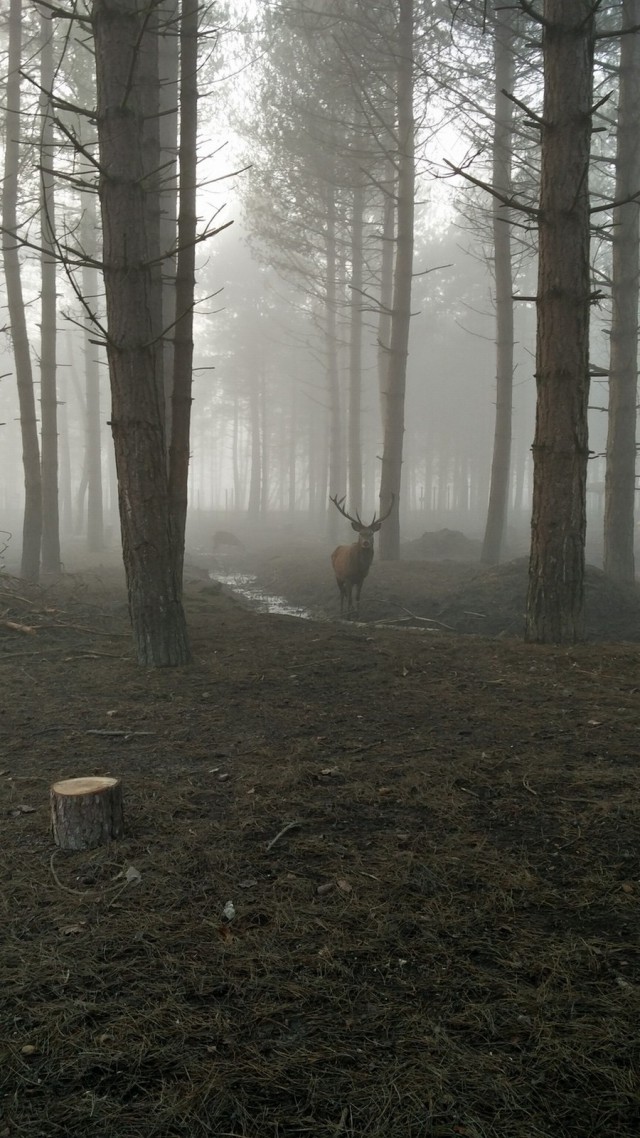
[0,589,37,606]
[266,820,302,851]
[397,605,456,630]
[2,619,36,635]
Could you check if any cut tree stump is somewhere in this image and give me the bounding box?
[50,776,124,850]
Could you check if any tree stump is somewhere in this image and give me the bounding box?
[50,776,124,850]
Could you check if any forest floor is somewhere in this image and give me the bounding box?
[1,535,640,1138]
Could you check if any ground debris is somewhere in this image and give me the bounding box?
[2,563,640,1138]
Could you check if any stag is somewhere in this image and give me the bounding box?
[329,494,395,619]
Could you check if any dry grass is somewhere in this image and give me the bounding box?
[1,565,639,1137]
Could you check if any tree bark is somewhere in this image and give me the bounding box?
[247,369,261,517]
[168,0,198,593]
[260,369,269,514]
[379,0,415,560]
[3,0,42,582]
[603,0,640,585]
[377,166,395,439]
[348,182,364,513]
[81,188,105,552]
[481,6,515,566]
[39,9,61,575]
[92,0,190,666]
[50,776,124,850]
[158,0,180,441]
[326,179,344,544]
[525,0,595,644]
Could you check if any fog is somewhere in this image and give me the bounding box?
[0,2,623,576]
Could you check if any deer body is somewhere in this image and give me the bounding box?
[329,494,394,619]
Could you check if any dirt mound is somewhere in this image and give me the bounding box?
[435,558,640,641]
[402,527,482,561]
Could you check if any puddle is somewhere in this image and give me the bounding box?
[210,571,313,620]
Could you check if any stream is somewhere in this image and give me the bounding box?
[209,570,314,620]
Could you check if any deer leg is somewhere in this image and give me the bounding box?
[353,581,364,618]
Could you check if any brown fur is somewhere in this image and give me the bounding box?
[331,527,377,618]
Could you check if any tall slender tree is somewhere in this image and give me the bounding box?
[525,0,595,643]
[481,5,516,566]
[378,0,415,559]
[603,0,640,585]
[3,0,42,581]
[169,0,199,592]
[39,6,61,574]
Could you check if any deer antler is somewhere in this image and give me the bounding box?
[329,494,362,527]
[330,493,395,529]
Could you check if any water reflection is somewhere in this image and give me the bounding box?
[209,571,312,620]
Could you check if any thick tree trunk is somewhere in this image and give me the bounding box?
[139,2,164,409]
[348,182,364,513]
[481,7,515,566]
[379,0,415,560]
[168,0,198,593]
[603,0,640,585]
[3,0,42,582]
[39,11,61,575]
[92,0,190,666]
[525,0,595,643]
[158,0,180,441]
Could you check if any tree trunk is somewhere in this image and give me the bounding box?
[525,0,595,644]
[232,394,243,510]
[288,378,297,512]
[39,10,61,574]
[377,168,395,439]
[81,189,105,552]
[260,370,269,514]
[50,776,124,850]
[3,0,42,582]
[247,370,261,517]
[348,182,364,513]
[379,0,415,560]
[158,0,180,442]
[603,0,640,585]
[139,1,164,410]
[326,180,343,544]
[58,363,73,535]
[168,0,198,593]
[481,6,515,566]
[92,0,190,666]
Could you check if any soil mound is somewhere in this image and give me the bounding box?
[402,527,482,561]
